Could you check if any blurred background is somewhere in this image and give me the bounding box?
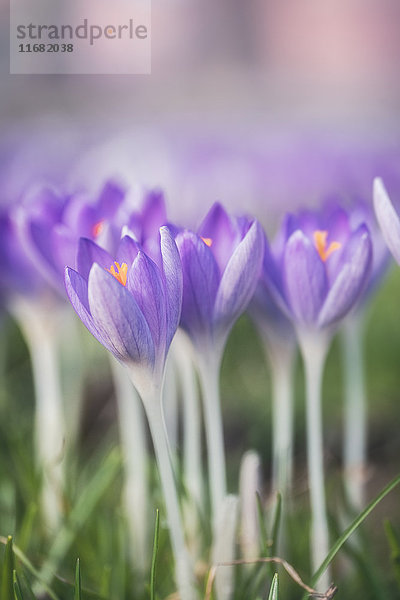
[1,0,400,221]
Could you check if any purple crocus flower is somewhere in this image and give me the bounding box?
[65,228,197,599]
[175,202,265,355]
[174,202,264,525]
[260,203,372,585]
[17,180,125,295]
[262,205,373,331]
[65,227,182,392]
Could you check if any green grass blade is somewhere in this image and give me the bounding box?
[242,493,282,599]
[17,504,38,554]
[384,519,400,590]
[6,543,59,600]
[150,509,160,600]
[36,448,121,592]
[267,573,278,600]
[328,511,387,600]
[2,536,15,600]
[18,573,36,600]
[99,566,112,598]
[311,472,400,588]
[269,493,282,558]
[13,571,24,600]
[74,559,81,600]
[256,492,269,556]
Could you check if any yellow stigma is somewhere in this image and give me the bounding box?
[92,220,104,238]
[201,237,213,247]
[107,262,128,286]
[313,230,342,262]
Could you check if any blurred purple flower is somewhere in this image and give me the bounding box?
[175,203,265,354]
[262,205,373,330]
[119,189,170,266]
[65,227,182,389]
[0,210,44,299]
[17,181,125,295]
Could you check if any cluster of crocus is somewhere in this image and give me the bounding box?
[2,170,393,600]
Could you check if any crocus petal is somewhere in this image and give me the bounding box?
[198,202,238,274]
[373,177,400,264]
[288,211,319,240]
[52,224,78,279]
[325,206,351,244]
[213,220,264,336]
[77,238,114,280]
[175,230,219,342]
[62,195,96,238]
[159,226,182,349]
[141,190,167,241]
[127,251,166,352]
[128,190,167,263]
[116,235,140,266]
[28,220,59,275]
[15,215,62,294]
[65,266,116,356]
[88,263,155,366]
[97,180,125,219]
[318,225,372,328]
[283,230,328,326]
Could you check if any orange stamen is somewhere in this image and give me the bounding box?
[313,230,341,262]
[107,262,128,286]
[201,237,213,247]
[92,220,104,238]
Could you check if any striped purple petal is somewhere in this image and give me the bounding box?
[159,226,182,349]
[176,230,219,342]
[283,230,328,326]
[88,264,155,366]
[77,238,114,280]
[213,220,264,336]
[198,202,238,274]
[65,266,116,356]
[318,225,372,328]
[127,251,166,352]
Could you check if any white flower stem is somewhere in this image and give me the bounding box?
[59,312,85,450]
[298,331,330,591]
[110,358,149,575]
[341,314,367,511]
[197,353,227,527]
[137,380,196,600]
[239,451,261,561]
[212,495,239,600]
[163,354,179,455]
[13,300,65,532]
[265,339,296,500]
[174,334,203,513]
